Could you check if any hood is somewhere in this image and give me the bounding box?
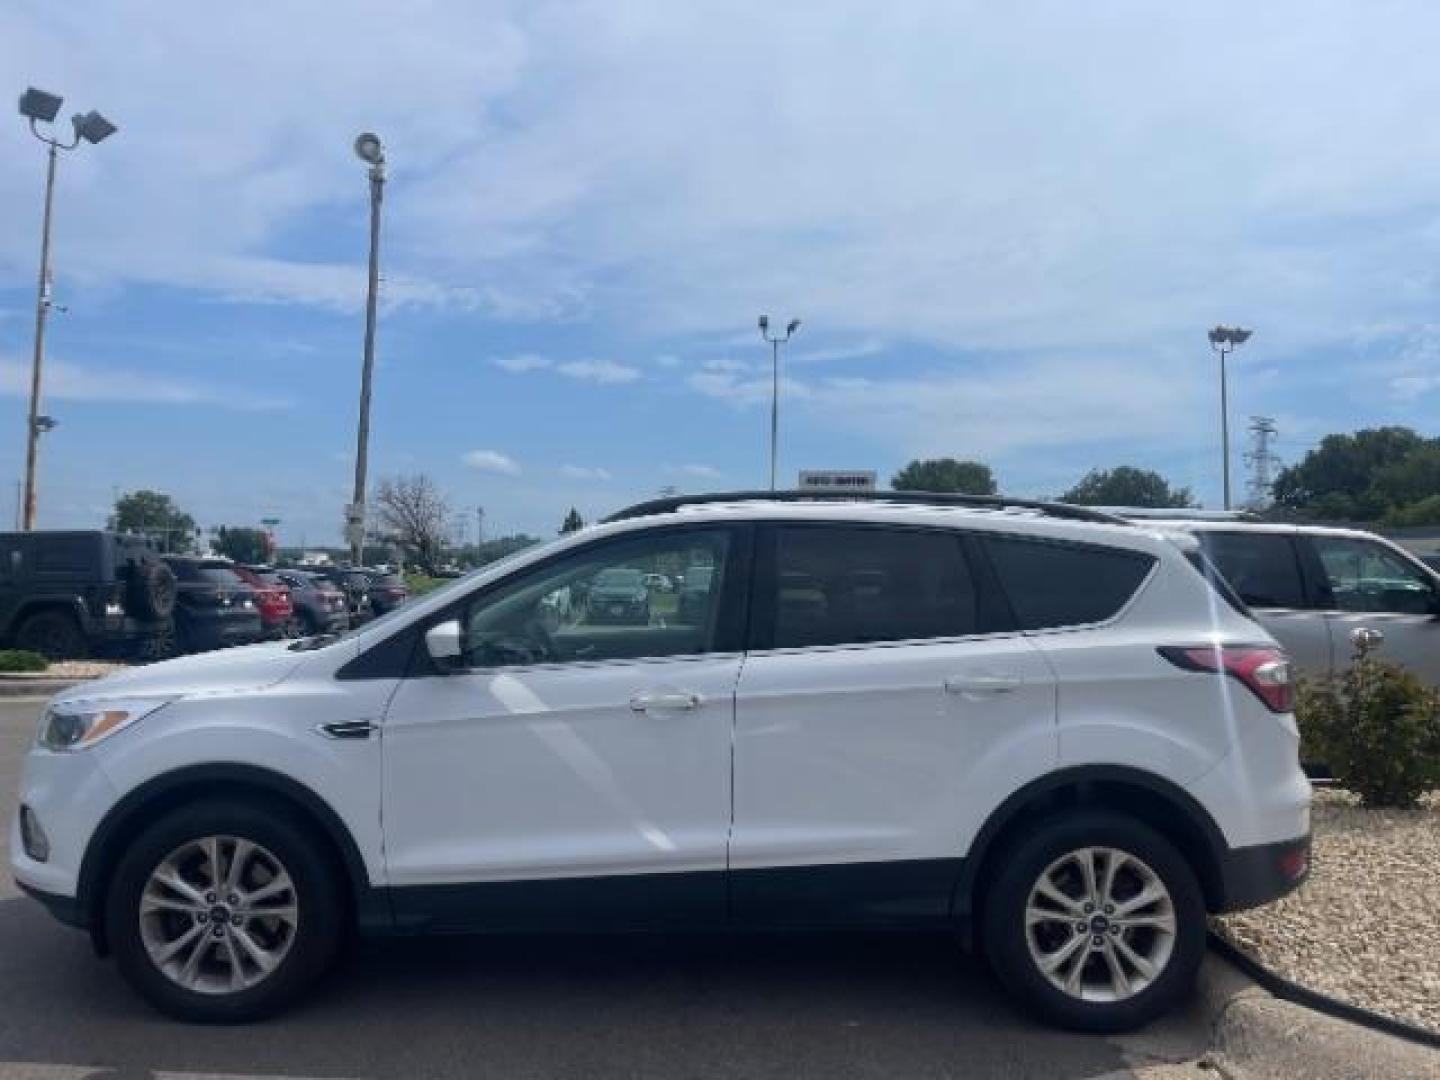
[52,640,307,705]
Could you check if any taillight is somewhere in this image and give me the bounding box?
[1158,645,1294,713]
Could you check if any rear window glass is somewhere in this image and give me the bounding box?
[986,536,1155,630]
[1196,532,1306,609]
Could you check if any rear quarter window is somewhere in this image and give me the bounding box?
[985,535,1156,631]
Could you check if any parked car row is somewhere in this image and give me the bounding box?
[0,529,412,661]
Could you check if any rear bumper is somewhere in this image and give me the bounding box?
[1214,833,1311,913]
[178,610,263,649]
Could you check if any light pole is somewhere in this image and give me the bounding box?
[1208,325,1252,510]
[758,315,801,490]
[349,132,386,565]
[17,87,117,530]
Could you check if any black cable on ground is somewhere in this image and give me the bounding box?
[1207,930,1440,1051]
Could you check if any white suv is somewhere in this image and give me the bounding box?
[10,493,1311,1030]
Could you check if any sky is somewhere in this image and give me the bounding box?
[5,1,1440,546]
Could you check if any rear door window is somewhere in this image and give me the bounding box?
[985,535,1155,631]
[1196,532,1307,609]
[768,526,978,648]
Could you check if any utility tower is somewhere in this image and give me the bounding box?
[1244,416,1280,509]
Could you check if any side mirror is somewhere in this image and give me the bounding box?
[424,619,463,670]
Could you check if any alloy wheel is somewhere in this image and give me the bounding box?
[138,835,299,995]
[1023,846,1177,1003]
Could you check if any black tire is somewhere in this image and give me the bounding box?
[105,800,344,1023]
[980,811,1206,1033]
[298,610,321,636]
[127,560,178,620]
[14,608,88,660]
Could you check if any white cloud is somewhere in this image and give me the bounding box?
[0,355,288,410]
[560,464,613,480]
[667,463,723,479]
[461,449,521,475]
[493,353,552,373]
[556,359,642,384]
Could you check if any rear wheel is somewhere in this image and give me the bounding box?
[981,811,1205,1032]
[106,800,344,1022]
[14,609,88,660]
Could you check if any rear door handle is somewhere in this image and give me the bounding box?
[944,674,1022,695]
[630,691,702,712]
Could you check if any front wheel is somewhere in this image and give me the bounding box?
[981,811,1205,1032]
[106,801,344,1022]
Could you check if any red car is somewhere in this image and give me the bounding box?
[233,565,295,637]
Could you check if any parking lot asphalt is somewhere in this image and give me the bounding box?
[0,698,1210,1080]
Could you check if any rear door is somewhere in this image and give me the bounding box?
[1195,530,1333,678]
[729,522,1056,926]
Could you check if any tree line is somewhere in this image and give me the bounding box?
[890,459,1194,508]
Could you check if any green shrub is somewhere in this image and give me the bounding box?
[1296,634,1440,807]
[0,649,49,673]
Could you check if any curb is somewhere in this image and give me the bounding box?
[1202,934,1440,1079]
[0,679,82,699]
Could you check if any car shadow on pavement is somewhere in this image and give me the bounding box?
[0,897,1139,1080]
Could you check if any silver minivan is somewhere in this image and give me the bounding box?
[1151,520,1440,682]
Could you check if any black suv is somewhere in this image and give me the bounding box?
[161,557,263,652]
[0,531,177,659]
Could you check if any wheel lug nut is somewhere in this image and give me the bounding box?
[231,914,243,926]
[211,926,225,938]
[1103,905,1114,915]
[227,894,239,906]
[1092,936,1104,948]
[1110,925,1121,935]
[205,893,216,904]
[1083,903,1094,913]
[1075,921,1088,932]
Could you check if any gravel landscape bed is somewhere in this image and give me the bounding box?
[1215,787,1440,1033]
[0,660,125,681]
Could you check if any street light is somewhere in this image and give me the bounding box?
[348,132,386,564]
[17,86,116,530]
[1208,325,1253,510]
[758,315,801,490]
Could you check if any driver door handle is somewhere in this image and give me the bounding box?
[630,691,702,712]
[944,673,1022,695]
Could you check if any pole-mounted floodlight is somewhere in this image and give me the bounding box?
[759,313,802,492]
[16,85,116,530]
[1208,326,1253,510]
[18,87,63,123]
[72,110,117,145]
[354,132,385,166]
[349,132,387,563]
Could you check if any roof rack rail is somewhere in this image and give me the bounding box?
[603,490,1130,525]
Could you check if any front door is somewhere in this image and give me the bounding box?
[1306,533,1440,681]
[730,523,1057,926]
[381,524,746,931]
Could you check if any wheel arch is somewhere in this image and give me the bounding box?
[953,764,1228,921]
[78,762,389,952]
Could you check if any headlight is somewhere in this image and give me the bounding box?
[38,697,173,752]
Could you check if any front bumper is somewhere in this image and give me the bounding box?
[10,737,119,911]
[16,880,87,929]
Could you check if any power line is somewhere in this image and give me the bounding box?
[1244,416,1281,509]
